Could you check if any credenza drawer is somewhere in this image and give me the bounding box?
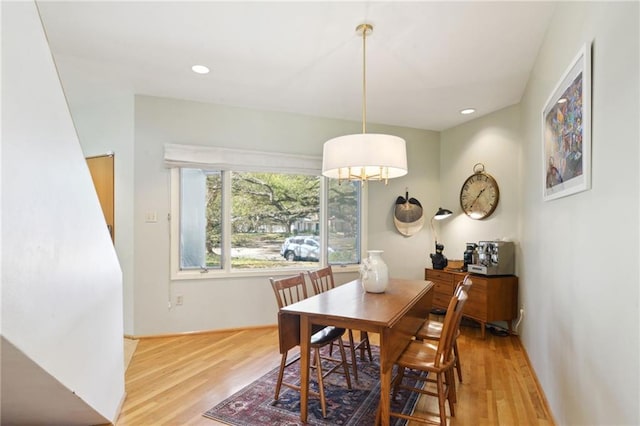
[433,280,453,294]
[426,269,454,282]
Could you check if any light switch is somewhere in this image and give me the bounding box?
[145,211,158,223]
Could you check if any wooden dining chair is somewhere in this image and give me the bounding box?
[308,266,373,381]
[270,273,352,418]
[387,289,469,426]
[415,275,473,382]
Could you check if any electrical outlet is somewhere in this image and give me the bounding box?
[520,305,525,317]
[176,295,183,306]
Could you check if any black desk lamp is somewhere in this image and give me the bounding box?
[430,207,453,269]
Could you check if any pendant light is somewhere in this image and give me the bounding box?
[322,23,408,183]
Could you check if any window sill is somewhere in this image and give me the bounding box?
[171,264,360,281]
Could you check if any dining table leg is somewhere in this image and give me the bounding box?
[378,329,391,426]
[299,315,311,423]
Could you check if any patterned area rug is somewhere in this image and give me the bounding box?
[203,344,420,426]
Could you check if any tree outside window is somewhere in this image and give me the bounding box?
[178,168,360,272]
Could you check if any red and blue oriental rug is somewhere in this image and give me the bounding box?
[203,345,420,425]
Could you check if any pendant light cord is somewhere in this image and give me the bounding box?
[362,25,367,134]
[357,23,372,135]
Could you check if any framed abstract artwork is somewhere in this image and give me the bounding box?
[542,43,592,201]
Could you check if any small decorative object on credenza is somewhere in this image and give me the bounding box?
[430,243,448,270]
[444,259,464,272]
[429,207,452,270]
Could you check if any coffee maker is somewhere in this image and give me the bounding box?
[463,243,478,271]
[467,241,515,275]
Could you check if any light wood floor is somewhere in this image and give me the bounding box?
[116,321,554,425]
[123,338,139,371]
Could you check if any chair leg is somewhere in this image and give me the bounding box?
[274,351,287,401]
[361,331,373,361]
[392,366,405,399]
[337,338,352,389]
[436,372,448,426]
[314,348,328,418]
[447,367,457,408]
[347,330,359,381]
[453,340,462,382]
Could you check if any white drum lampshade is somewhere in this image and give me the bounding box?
[322,133,407,181]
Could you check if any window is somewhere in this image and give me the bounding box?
[230,171,321,269]
[167,144,363,279]
[179,168,222,270]
[327,179,360,264]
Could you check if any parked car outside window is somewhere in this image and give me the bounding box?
[280,236,328,261]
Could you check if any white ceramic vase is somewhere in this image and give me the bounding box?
[360,250,389,293]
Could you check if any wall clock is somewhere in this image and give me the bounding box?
[459,163,500,220]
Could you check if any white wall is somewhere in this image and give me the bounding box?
[131,95,439,335]
[439,105,522,264]
[1,2,125,423]
[47,51,137,335]
[63,92,136,336]
[519,3,639,424]
[367,125,440,279]
[440,2,639,424]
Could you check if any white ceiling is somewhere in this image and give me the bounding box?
[37,1,556,131]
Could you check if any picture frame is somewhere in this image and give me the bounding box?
[542,43,592,201]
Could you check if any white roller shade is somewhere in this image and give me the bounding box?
[164,143,322,175]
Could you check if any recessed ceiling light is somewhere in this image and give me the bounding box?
[460,108,476,115]
[191,65,210,74]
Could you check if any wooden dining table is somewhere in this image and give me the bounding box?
[278,277,434,426]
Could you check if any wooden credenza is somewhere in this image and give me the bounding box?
[425,268,518,338]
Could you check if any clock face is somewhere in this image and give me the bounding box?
[459,172,500,220]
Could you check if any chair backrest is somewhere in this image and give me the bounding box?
[308,266,335,295]
[454,275,473,297]
[436,289,469,367]
[270,273,308,309]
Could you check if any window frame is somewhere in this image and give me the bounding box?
[169,151,366,280]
